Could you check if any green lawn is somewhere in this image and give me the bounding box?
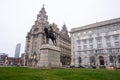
[0,67,120,80]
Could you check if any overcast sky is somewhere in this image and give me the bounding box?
[0,0,120,57]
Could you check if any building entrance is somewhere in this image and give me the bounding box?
[99,56,104,65]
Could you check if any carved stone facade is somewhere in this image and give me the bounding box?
[70,18,120,69]
[23,5,71,67]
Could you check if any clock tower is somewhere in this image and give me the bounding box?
[37,5,48,25]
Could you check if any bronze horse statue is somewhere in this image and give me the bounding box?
[44,26,56,45]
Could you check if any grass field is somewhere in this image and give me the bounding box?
[0,67,120,80]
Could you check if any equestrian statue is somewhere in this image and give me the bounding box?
[44,26,57,45]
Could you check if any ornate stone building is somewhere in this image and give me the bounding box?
[70,18,120,69]
[24,5,71,67]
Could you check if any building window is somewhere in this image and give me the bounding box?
[90,56,95,65]
[105,32,109,36]
[97,44,102,48]
[96,38,102,43]
[106,43,111,47]
[113,35,119,40]
[89,34,92,38]
[118,55,120,63]
[97,33,100,36]
[78,56,81,64]
[109,56,114,63]
[77,40,81,45]
[106,36,111,41]
[107,49,112,53]
[78,46,81,50]
[116,49,120,53]
[90,50,94,54]
[84,51,87,54]
[83,40,87,44]
[89,39,93,43]
[95,50,103,54]
[89,45,93,49]
[119,49,120,53]
[78,51,81,55]
[83,45,87,49]
[114,42,119,46]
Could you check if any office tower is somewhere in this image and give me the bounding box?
[14,43,21,58]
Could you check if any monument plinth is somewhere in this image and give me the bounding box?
[37,44,61,68]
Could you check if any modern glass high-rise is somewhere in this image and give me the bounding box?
[14,43,21,58]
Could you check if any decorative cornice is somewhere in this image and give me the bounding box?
[70,17,120,33]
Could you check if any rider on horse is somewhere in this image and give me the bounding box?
[44,26,56,45]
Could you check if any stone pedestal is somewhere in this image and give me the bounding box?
[37,44,61,68]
